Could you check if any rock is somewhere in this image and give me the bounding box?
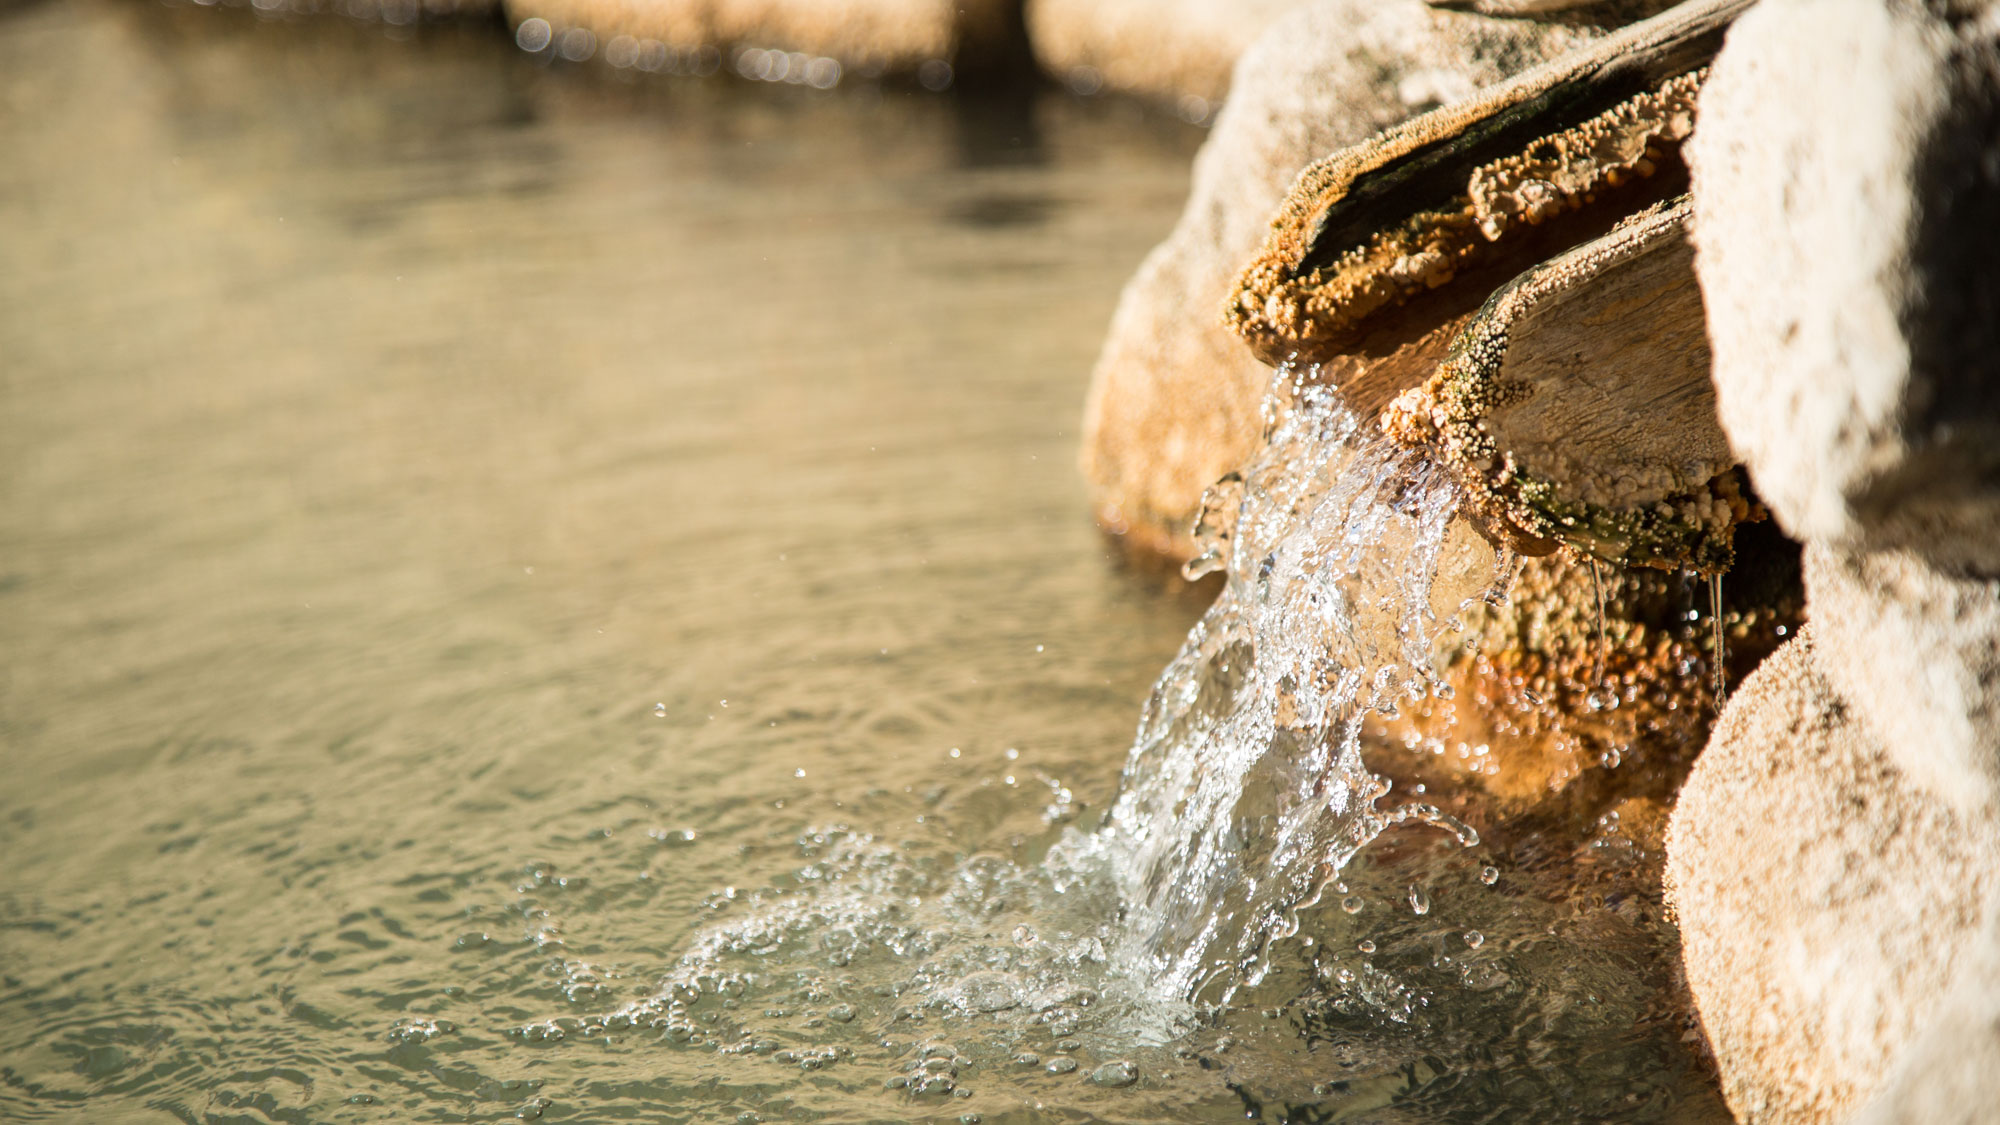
[1688,0,2000,575]
[1219,0,1752,568]
[1849,928,2000,1125]
[1665,628,1999,1125]
[1381,198,1743,571]
[1023,0,1307,107]
[501,0,1023,83]
[1079,0,1632,558]
[1804,543,2000,814]
[1229,0,1747,369]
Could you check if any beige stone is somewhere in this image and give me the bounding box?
[1807,543,2000,815]
[1665,628,1997,1125]
[1848,927,2000,1125]
[1024,0,1306,106]
[1078,0,1625,558]
[1689,0,2000,575]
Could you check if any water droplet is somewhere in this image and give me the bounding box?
[1480,865,1499,885]
[1464,931,1485,949]
[827,1004,854,1023]
[1090,1060,1138,1087]
[1045,1056,1078,1075]
[1407,885,1430,915]
[653,702,666,718]
[1341,896,1364,915]
[1357,940,1375,954]
[1335,968,1355,985]
[1012,1052,1040,1067]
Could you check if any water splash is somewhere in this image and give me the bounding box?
[582,368,1513,1070]
[1064,367,1507,1006]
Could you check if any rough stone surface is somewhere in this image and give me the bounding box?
[1807,543,2000,813]
[1848,928,2000,1125]
[1024,0,1307,106]
[1665,628,1998,1125]
[501,0,1019,78]
[1689,0,2000,575]
[1078,0,1626,558]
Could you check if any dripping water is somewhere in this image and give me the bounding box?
[1709,573,1728,709]
[1587,557,1612,711]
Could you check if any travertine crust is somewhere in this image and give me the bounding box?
[1381,199,1741,571]
[1227,0,1748,365]
[1078,0,1625,557]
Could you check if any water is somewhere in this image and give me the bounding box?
[1079,373,1499,1005]
[0,3,1726,1121]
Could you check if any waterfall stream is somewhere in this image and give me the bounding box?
[1067,368,1508,1006]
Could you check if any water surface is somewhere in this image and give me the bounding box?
[0,5,1726,1122]
[1,4,1207,1119]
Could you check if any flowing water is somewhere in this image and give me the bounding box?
[1,3,1727,1122]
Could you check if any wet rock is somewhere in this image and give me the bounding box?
[1024,0,1307,106]
[1665,629,1999,1125]
[1365,534,1799,829]
[501,0,1021,82]
[1227,1,1743,368]
[1217,0,1754,570]
[1689,0,2000,576]
[1380,199,1741,571]
[1080,0,1631,558]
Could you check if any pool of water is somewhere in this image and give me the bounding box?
[0,4,1727,1122]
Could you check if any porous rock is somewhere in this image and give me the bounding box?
[1227,0,1744,370]
[1804,543,2000,815]
[1847,926,2000,1125]
[1079,0,1629,558]
[502,0,1020,80]
[1381,199,1744,572]
[1665,628,1999,1125]
[1689,0,2000,575]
